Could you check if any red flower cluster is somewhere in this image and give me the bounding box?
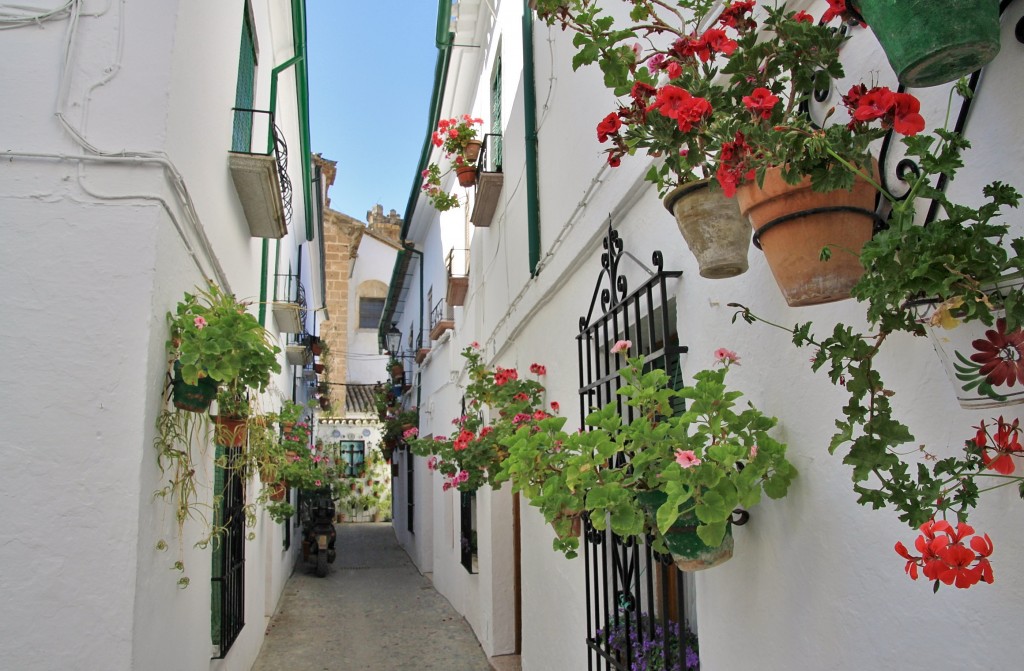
[529,363,547,375]
[821,0,860,25]
[972,416,1023,475]
[493,367,519,386]
[842,85,925,136]
[715,132,755,198]
[895,520,994,589]
[453,429,475,452]
[671,27,738,63]
[648,85,712,133]
[742,87,780,121]
[597,113,622,143]
[717,0,755,29]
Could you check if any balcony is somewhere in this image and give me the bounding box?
[446,248,469,307]
[469,133,503,228]
[415,331,430,364]
[272,273,306,334]
[429,298,455,341]
[228,108,293,239]
[284,332,312,366]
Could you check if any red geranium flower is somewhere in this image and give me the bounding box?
[596,112,622,143]
[973,416,1023,475]
[717,0,755,29]
[891,92,925,135]
[970,318,1024,387]
[742,87,780,120]
[853,86,895,122]
[895,519,995,590]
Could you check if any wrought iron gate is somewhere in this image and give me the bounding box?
[577,222,697,671]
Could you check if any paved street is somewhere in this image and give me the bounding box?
[252,523,493,671]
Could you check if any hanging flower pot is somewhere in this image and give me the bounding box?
[319,396,331,411]
[309,336,323,356]
[390,361,405,381]
[735,164,879,307]
[637,490,733,571]
[269,480,287,502]
[850,0,1000,88]
[463,139,482,163]
[313,363,325,374]
[170,361,218,413]
[214,415,248,448]
[664,178,750,279]
[910,278,1024,409]
[456,165,477,187]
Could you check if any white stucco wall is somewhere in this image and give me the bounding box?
[396,0,1024,669]
[0,1,311,668]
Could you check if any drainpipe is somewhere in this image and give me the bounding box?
[261,0,313,323]
[523,1,541,276]
[380,0,454,346]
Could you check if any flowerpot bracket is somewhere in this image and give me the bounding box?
[752,205,884,250]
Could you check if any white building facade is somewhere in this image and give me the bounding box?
[383,1,1024,670]
[0,1,324,669]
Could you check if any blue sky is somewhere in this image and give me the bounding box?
[307,1,440,222]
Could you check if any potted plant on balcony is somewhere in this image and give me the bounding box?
[421,115,485,211]
[166,281,281,411]
[535,1,925,300]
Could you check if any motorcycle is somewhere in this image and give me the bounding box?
[300,488,337,577]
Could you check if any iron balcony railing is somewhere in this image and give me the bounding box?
[430,297,454,334]
[475,133,502,179]
[446,248,469,278]
[231,107,293,227]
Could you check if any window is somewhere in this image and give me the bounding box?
[359,297,385,329]
[211,446,245,657]
[339,441,365,477]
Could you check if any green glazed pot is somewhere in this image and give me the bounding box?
[636,491,734,572]
[852,0,1000,88]
[171,361,218,413]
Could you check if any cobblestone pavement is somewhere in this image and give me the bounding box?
[251,523,493,671]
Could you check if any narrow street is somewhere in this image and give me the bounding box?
[251,523,493,671]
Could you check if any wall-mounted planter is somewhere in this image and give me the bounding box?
[456,165,477,187]
[851,0,1000,88]
[736,164,878,307]
[415,347,430,364]
[171,362,218,413]
[664,178,749,279]
[912,279,1024,408]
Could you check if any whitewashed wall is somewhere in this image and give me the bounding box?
[402,0,1024,670]
[0,1,310,669]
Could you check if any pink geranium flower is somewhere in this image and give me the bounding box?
[714,348,740,365]
[194,316,207,330]
[675,450,702,468]
[610,339,632,354]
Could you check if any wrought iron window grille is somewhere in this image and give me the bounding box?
[577,220,707,671]
[211,446,245,658]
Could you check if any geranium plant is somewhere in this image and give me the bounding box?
[535,0,923,197]
[420,114,484,211]
[167,281,281,391]
[723,85,1022,589]
[501,345,796,560]
[408,344,549,492]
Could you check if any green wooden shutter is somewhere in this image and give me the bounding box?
[490,57,502,169]
[232,9,256,152]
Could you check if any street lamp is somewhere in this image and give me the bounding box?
[385,323,403,357]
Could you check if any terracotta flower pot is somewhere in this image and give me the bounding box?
[463,139,482,163]
[664,179,750,279]
[851,0,1000,88]
[213,415,247,448]
[735,164,879,307]
[269,481,287,502]
[456,165,477,187]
